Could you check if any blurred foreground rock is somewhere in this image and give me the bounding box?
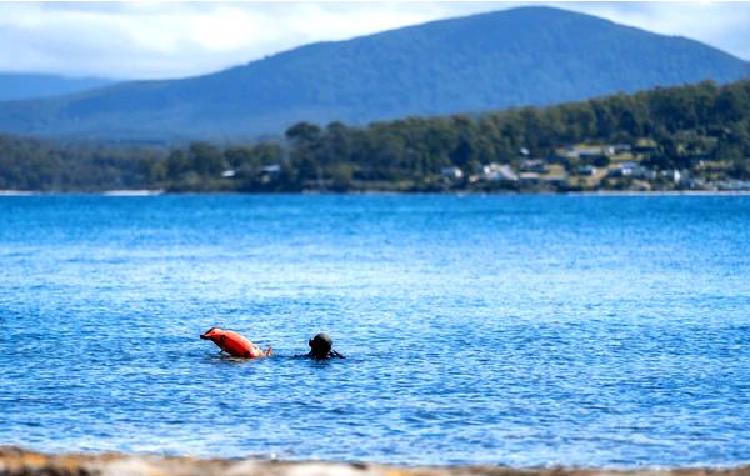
[3,447,750,476]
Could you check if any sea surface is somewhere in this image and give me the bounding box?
[1,194,749,468]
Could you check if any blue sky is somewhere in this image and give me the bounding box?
[2,1,749,80]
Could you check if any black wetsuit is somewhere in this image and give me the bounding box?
[308,350,346,360]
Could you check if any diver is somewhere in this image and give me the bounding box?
[308,333,345,360]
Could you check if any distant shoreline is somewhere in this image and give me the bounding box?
[1,189,750,197]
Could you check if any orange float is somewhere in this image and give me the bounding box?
[200,327,272,358]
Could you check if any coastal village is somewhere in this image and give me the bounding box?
[439,139,750,192]
[211,137,750,193]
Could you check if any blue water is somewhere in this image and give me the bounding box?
[1,195,749,467]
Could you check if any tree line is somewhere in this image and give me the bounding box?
[1,78,749,191]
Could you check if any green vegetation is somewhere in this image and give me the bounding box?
[0,135,161,191]
[1,78,750,192]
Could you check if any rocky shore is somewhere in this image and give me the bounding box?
[2,447,750,476]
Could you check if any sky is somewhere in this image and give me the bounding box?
[2,1,749,80]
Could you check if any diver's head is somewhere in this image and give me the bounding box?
[309,333,332,358]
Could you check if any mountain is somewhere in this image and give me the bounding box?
[0,6,748,140]
[0,73,113,101]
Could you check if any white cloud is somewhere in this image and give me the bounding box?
[0,1,747,80]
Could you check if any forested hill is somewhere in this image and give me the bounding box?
[1,78,749,192]
[0,6,748,140]
[0,73,113,101]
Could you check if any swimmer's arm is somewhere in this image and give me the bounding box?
[331,350,345,359]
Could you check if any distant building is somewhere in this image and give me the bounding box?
[633,138,658,153]
[577,165,597,176]
[609,161,649,178]
[613,144,631,154]
[520,159,545,173]
[660,169,682,183]
[482,163,518,181]
[221,169,236,178]
[259,164,282,184]
[441,166,463,180]
[559,144,611,158]
[261,164,282,174]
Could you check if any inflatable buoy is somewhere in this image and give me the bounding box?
[200,327,272,358]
